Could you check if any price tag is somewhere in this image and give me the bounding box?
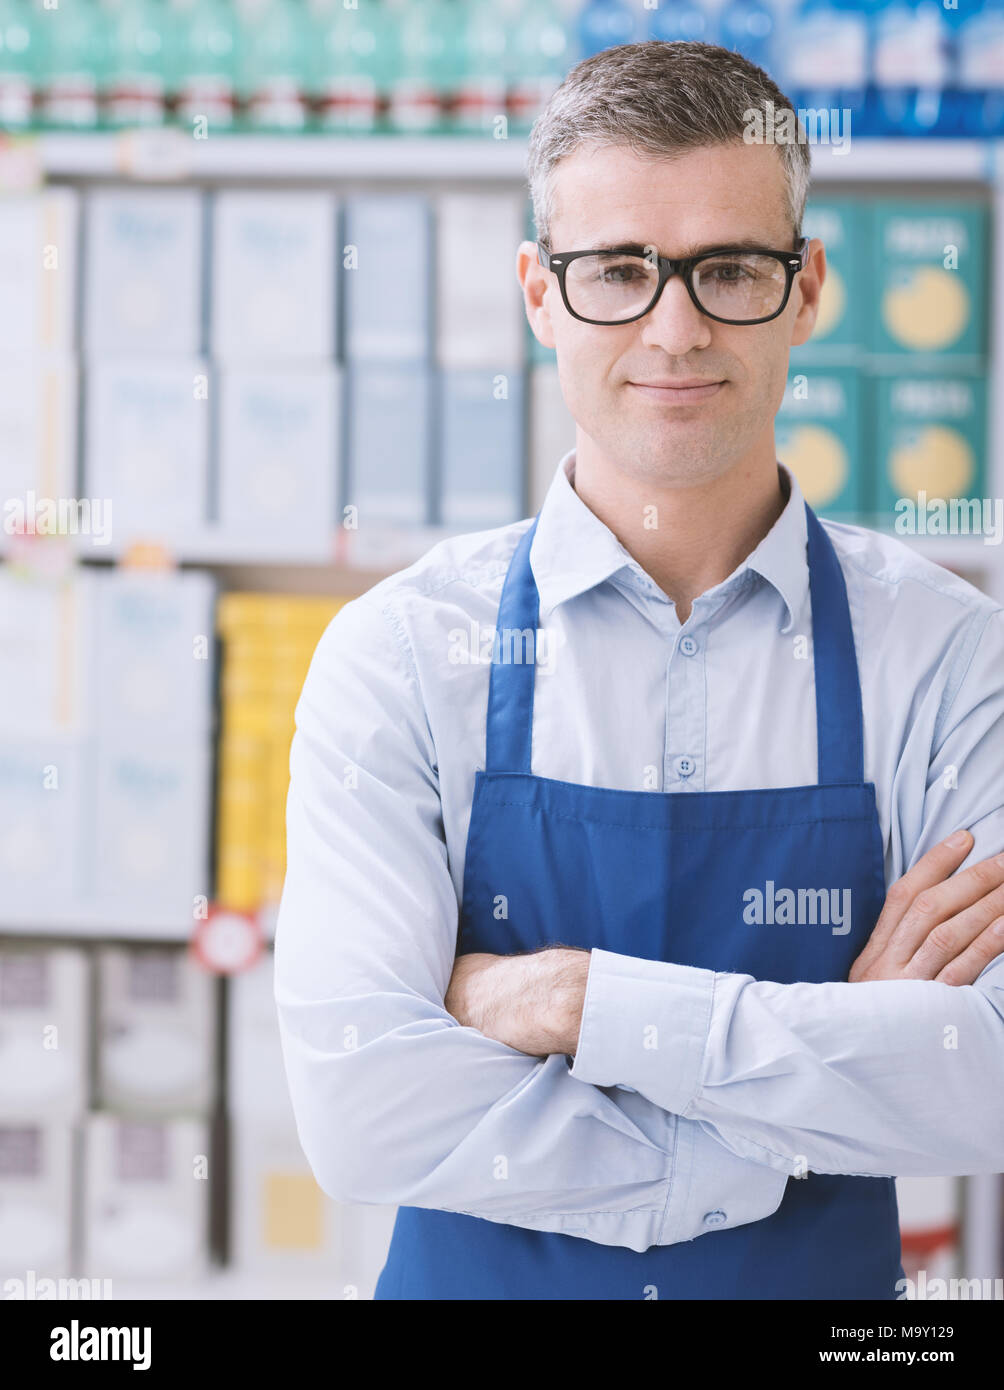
[191,906,265,975]
[115,127,194,182]
[119,540,177,571]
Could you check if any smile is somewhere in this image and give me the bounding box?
[628,380,724,402]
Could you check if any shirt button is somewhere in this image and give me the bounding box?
[673,755,696,779]
[679,635,698,657]
[703,1210,727,1227]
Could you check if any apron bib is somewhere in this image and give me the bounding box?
[375,501,903,1300]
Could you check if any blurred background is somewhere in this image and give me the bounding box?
[0,0,1001,1299]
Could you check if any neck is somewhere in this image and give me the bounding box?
[570,440,788,624]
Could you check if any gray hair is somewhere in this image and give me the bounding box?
[527,40,811,248]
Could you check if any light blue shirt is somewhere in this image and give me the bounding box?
[275,453,1004,1254]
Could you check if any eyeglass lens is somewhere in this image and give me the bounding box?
[563,251,790,323]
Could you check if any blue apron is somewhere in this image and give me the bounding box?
[375,500,903,1300]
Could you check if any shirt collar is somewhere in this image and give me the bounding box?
[530,451,810,632]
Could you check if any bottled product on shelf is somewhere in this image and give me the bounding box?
[308,0,387,132]
[35,0,105,129]
[507,0,569,131]
[101,0,169,128]
[719,0,776,74]
[453,0,507,134]
[648,0,716,45]
[171,0,240,130]
[870,0,951,137]
[0,0,36,128]
[577,0,638,61]
[955,0,1004,137]
[784,0,870,129]
[238,0,309,130]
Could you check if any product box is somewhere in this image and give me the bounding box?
[85,360,210,544]
[873,369,987,520]
[228,1112,347,1279]
[343,194,432,362]
[84,189,204,356]
[0,189,79,360]
[870,201,987,359]
[0,735,85,923]
[0,1121,75,1277]
[437,193,525,368]
[344,363,432,525]
[793,198,868,358]
[96,946,214,1116]
[81,1114,210,1281]
[89,739,211,923]
[216,365,340,541]
[0,359,78,513]
[0,948,89,1119]
[0,570,91,735]
[438,367,525,527]
[211,191,337,360]
[528,364,576,514]
[775,365,864,516]
[90,569,216,738]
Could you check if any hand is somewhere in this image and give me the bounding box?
[445,949,590,1056]
[849,830,1004,984]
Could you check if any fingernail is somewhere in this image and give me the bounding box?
[996,853,1004,868]
[945,830,970,847]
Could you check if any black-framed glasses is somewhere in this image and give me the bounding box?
[537,237,810,326]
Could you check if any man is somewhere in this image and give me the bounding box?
[275,42,1004,1300]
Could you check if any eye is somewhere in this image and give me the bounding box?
[597,260,646,283]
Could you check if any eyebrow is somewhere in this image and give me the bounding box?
[587,238,785,257]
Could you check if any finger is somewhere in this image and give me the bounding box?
[902,881,1004,979]
[889,851,1004,965]
[852,830,975,972]
[933,915,1004,987]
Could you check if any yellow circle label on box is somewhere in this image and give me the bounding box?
[882,267,970,351]
[781,425,849,507]
[890,425,974,497]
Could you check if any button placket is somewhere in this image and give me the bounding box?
[664,623,707,790]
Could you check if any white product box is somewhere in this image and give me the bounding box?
[437,193,524,368]
[343,194,432,362]
[211,191,337,360]
[90,739,211,924]
[82,1113,210,1281]
[0,735,85,923]
[97,946,214,1115]
[0,570,91,735]
[84,188,204,356]
[0,948,89,1119]
[0,358,78,511]
[217,365,339,542]
[228,1112,347,1280]
[85,359,210,544]
[227,951,292,1124]
[345,363,431,526]
[0,189,79,360]
[439,367,525,526]
[529,364,577,514]
[0,1120,75,1277]
[91,569,215,738]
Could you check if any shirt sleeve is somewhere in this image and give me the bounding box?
[570,608,1004,1179]
[273,593,789,1251]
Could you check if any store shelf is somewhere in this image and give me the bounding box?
[19,130,1002,187]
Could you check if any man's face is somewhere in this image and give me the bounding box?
[518,141,824,489]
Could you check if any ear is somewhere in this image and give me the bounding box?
[517,239,557,351]
[789,237,825,348]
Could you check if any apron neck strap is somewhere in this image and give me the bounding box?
[484,502,865,787]
[804,501,865,785]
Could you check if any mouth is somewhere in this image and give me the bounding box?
[627,379,725,403]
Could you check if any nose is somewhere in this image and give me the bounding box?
[638,271,713,356]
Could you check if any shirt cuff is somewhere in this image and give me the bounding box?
[659,1117,790,1243]
[569,948,715,1116]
